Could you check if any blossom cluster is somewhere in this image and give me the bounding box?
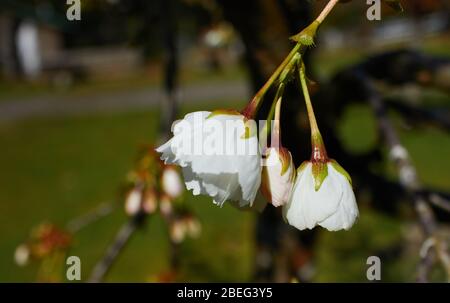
[14,223,72,281]
[157,108,358,232]
[14,223,72,267]
[124,146,201,243]
[157,19,359,231]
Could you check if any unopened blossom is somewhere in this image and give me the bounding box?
[29,223,72,258]
[14,244,30,267]
[125,187,157,216]
[260,96,295,207]
[124,187,142,216]
[283,63,359,231]
[185,216,201,238]
[170,221,185,243]
[161,165,184,199]
[261,147,295,207]
[159,194,173,217]
[157,110,261,207]
[142,188,157,214]
[169,215,201,243]
[283,160,358,231]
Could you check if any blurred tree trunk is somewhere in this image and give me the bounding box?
[159,0,180,140]
[0,15,21,78]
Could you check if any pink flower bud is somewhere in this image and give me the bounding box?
[124,188,142,216]
[261,147,296,207]
[161,166,184,199]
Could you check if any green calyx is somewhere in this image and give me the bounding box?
[241,124,251,139]
[207,109,241,119]
[206,109,255,140]
[240,119,257,139]
[290,21,320,47]
[280,157,290,176]
[297,161,309,175]
[277,148,292,176]
[297,160,352,192]
[330,159,352,186]
[311,161,328,191]
[297,160,328,190]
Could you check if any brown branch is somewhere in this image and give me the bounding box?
[417,238,435,283]
[66,203,115,233]
[427,193,450,213]
[159,0,179,141]
[88,213,144,283]
[385,99,450,131]
[367,83,450,282]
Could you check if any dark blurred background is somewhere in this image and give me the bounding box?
[0,0,449,282]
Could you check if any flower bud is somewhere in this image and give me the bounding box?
[124,188,142,216]
[185,216,201,238]
[283,160,358,231]
[159,194,173,217]
[161,166,184,199]
[261,147,296,207]
[14,244,30,267]
[170,220,186,244]
[142,189,157,214]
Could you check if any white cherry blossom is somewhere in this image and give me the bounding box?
[283,161,358,231]
[157,111,261,207]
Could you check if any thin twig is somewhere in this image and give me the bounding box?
[159,0,179,141]
[88,214,144,283]
[367,80,450,282]
[417,238,435,283]
[66,203,115,233]
[316,0,340,24]
[385,99,450,131]
[428,193,450,213]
